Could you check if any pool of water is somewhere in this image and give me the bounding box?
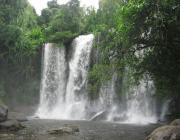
[1,119,160,140]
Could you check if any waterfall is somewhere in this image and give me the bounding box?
[36,43,67,117]
[123,78,157,124]
[98,73,157,124]
[36,34,94,120]
[63,34,94,119]
[36,34,158,124]
[99,73,124,122]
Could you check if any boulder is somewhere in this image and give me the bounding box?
[48,127,74,135]
[0,120,25,131]
[146,119,180,140]
[170,119,180,126]
[48,125,80,135]
[0,104,8,122]
[63,124,80,132]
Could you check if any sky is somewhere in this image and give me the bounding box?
[28,0,99,15]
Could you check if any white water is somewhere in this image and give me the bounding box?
[160,99,171,121]
[97,74,157,124]
[36,34,94,120]
[36,34,158,124]
[37,44,67,117]
[63,34,94,119]
[123,78,157,124]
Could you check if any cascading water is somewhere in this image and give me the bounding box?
[89,74,117,121]
[63,34,94,119]
[99,73,124,122]
[123,78,157,124]
[36,34,94,120]
[37,43,67,117]
[36,33,158,124]
[96,73,157,124]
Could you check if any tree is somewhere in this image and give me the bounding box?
[39,0,83,45]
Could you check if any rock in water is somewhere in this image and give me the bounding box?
[63,124,80,132]
[48,125,80,135]
[170,119,180,126]
[48,127,74,135]
[146,119,180,140]
[0,120,25,131]
[0,104,8,122]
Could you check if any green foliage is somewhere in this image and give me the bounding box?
[85,0,127,96]
[118,0,180,98]
[48,31,78,44]
[26,27,45,48]
[0,0,43,105]
[88,64,114,98]
[39,0,83,44]
[85,0,180,100]
[0,0,44,63]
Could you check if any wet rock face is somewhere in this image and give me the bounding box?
[146,119,180,140]
[0,104,8,122]
[0,104,25,132]
[0,120,25,131]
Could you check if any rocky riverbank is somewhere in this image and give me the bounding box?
[0,117,159,140]
[3,103,180,140]
[0,103,26,134]
[146,119,180,140]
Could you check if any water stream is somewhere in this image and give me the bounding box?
[36,34,94,120]
[36,34,166,124]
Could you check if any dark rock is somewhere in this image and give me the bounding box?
[63,124,80,132]
[0,120,25,131]
[48,125,80,135]
[48,127,74,135]
[0,104,8,122]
